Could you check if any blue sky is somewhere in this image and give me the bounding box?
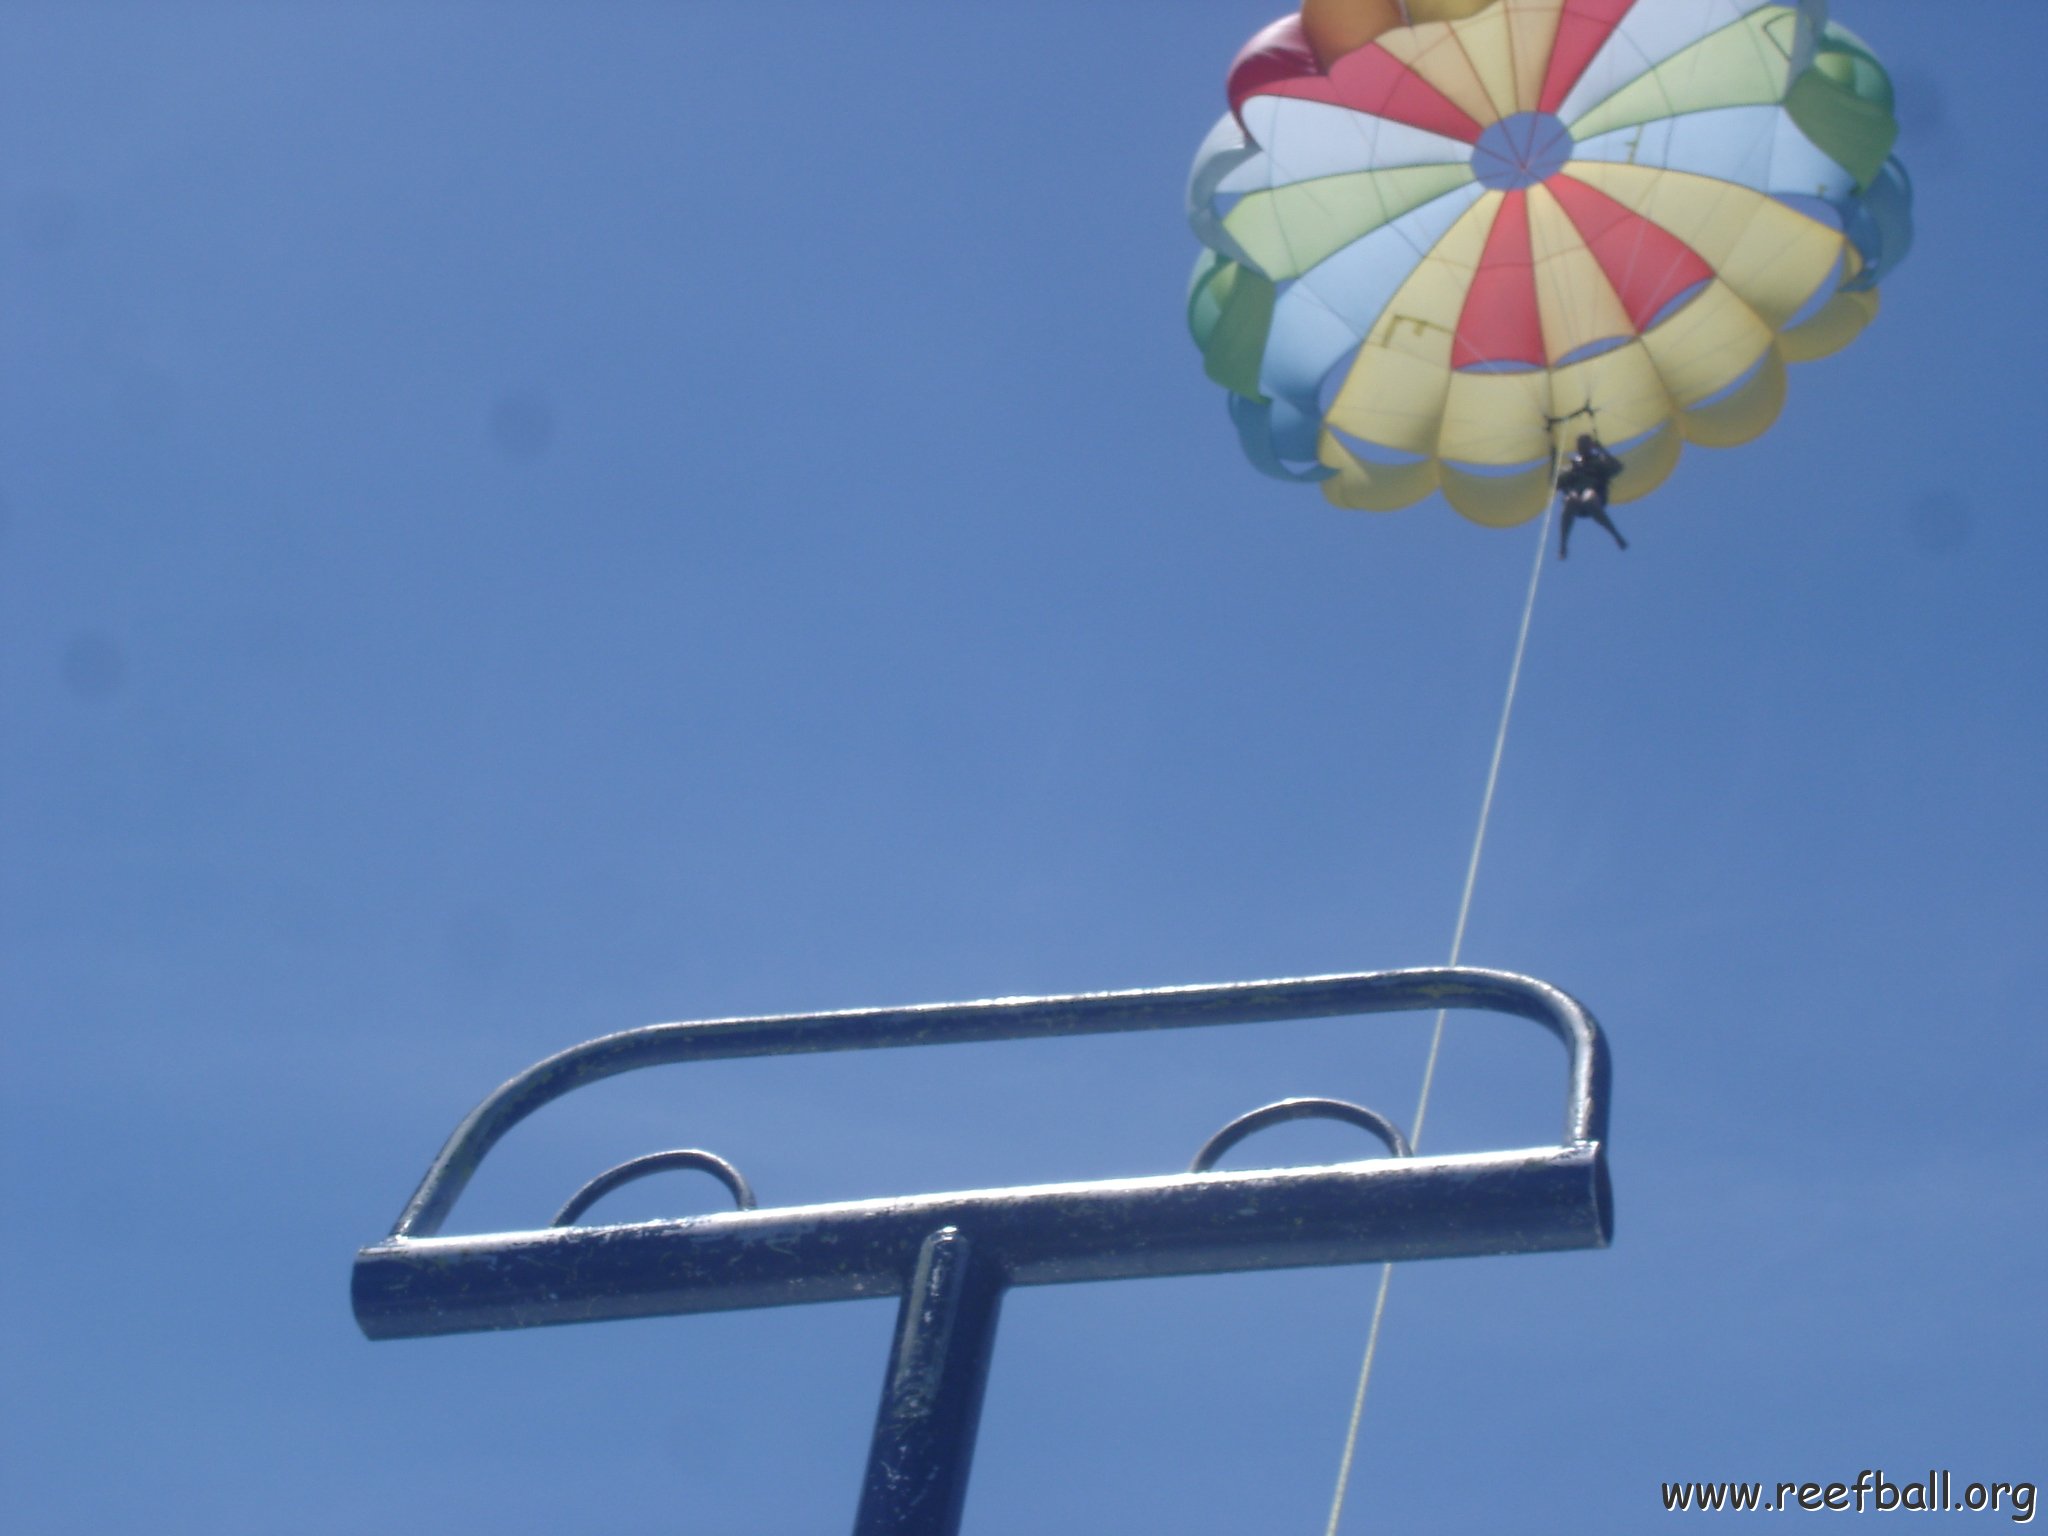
[2,2,2042,1530]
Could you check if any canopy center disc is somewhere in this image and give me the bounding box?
[1470,112,1575,192]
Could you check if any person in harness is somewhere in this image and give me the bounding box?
[1556,433,1626,559]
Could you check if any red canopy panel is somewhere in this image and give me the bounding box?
[1454,191,1547,371]
[1227,14,1324,122]
[1549,174,1714,333]
[1263,43,1486,144]
[1539,0,1641,115]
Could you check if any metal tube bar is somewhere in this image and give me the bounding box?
[853,1228,1005,1536]
[354,1142,1608,1340]
[352,965,1616,1536]
[383,968,1605,1240]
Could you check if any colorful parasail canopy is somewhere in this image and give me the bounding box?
[1188,0,1913,524]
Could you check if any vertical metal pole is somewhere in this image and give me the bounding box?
[854,1226,1006,1536]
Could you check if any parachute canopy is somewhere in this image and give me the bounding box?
[1188,0,1912,524]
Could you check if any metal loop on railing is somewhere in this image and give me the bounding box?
[1191,1097,1411,1173]
[551,1149,757,1227]
[386,967,1606,1240]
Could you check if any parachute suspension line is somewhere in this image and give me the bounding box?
[1321,497,1557,1536]
[1414,490,1554,1145]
